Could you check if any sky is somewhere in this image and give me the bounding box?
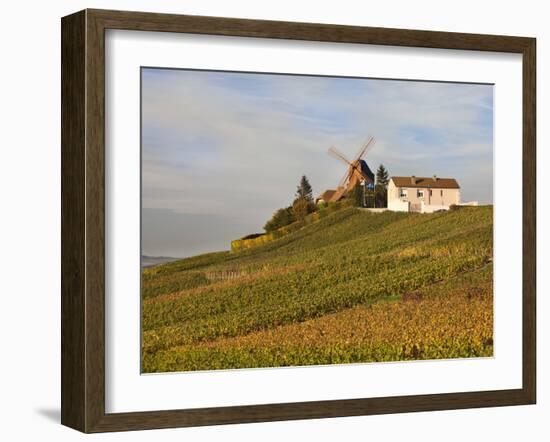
[141,68,493,258]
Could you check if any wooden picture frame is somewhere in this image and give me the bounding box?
[61,8,536,433]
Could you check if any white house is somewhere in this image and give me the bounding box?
[388,175,462,213]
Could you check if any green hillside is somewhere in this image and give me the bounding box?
[142,206,493,373]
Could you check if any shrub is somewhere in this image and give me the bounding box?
[241,233,265,240]
[292,197,310,222]
[264,206,295,232]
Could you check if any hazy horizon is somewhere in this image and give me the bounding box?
[142,68,493,258]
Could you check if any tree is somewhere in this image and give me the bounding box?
[365,187,375,208]
[376,164,389,187]
[353,183,364,207]
[294,175,316,215]
[263,175,315,232]
[375,164,389,208]
[296,175,314,205]
[264,206,295,232]
[292,197,310,223]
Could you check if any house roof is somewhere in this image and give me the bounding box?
[317,189,336,201]
[390,176,460,189]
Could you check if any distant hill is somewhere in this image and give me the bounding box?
[141,206,493,373]
[141,255,180,268]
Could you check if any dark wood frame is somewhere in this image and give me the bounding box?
[61,8,536,433]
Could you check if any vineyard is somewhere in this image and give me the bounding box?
[142,206,493,373]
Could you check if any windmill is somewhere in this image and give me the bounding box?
[326,137,376,202]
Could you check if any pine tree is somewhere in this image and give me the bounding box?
[295,175,315,214]
[296,175,314,204]
[376,164,389,187]
[375,164,389,208]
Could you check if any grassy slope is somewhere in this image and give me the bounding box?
[142,206,493,373]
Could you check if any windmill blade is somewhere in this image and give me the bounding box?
[353,138,370,161]
[328,146,352,166]
[362,136,376,158]
[353,136,375,161]
[337,167,352,188]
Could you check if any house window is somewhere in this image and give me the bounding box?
[417,189,424,198]
[429,189,432,197]
[440,190,443,197]
[399,188,408,198]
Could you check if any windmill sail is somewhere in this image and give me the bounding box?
[320,137,377,203]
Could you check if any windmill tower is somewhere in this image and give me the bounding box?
[327,137,376,201]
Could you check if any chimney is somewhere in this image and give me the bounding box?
[410,175,416,185]
[433,174,437,182]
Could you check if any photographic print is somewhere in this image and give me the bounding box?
[140,68,494,374]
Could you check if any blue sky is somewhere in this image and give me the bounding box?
[141,68,493,257]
